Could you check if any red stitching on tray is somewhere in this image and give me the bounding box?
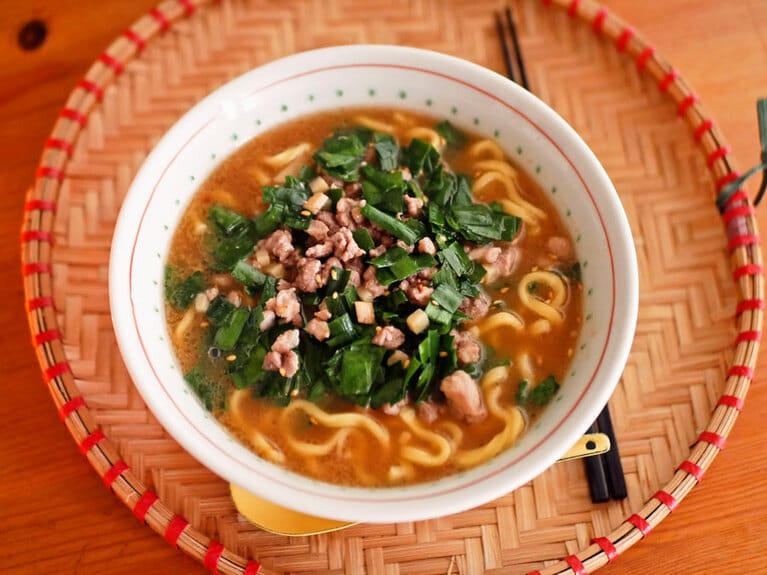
[204,541,225,573]
[122,29,146,50]
[706,146,730,166]
[678,460,705,481]
[99,52,124,75]
[526,571,542,575]
[43,361,71,382]
[717,395,745,411]
[244,560,261,575]
[34,328,62,345]
[698,431,726,449]
[636,47,655,70]
[722,204,754,225]
[44,138,74,156]
[733,263,763,280]
[653,490,679,511]
[677,94,698,116]
[21,230,53,243]
[564,555,586,575]
[567,0,580,17]
[591,537,618,562]
[133,490,159,521]
[728,234,759,251]
[616,27,634,51]
[592,7,607,33]
[78,429,106,455]
[658,69,679,92]
[725,190,749,207]
[164,515,189,546]
[693,119,714,141]
[57,396,86,420]
[36,166,64,181]
[150,8,172,30]
[27,296,54,311]
[25,200,57,212]
[23,262,52,276]
[736,298,764,315]
[716,171,739,191]
[103,460,129,488]
[728,364,754,378]
[60,108,88,127]
[627,514,652,536]
[179,0,196,16]
[736,330,762,344]
[76,79,104,101]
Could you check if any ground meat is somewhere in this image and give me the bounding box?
[305,318,330,341]
[225,290,242,307]
[344,181,362,198]
[305,239,334,258]
[381,397,409,416]
[348,268,361,287]
[372,326,406,349]
[417,402,440,425]
[335,198,365,228]
[440,370,487,423]
[331,227,365,262]
[368,244,387,258]
[459,292,491,320]
[451,330,482,364]
[362,265,386,298]
[396,239,414,254]
[487,244,518,278]
[262,349,300,377]
[547,236,572,260]
[418,267,437,281]
[314,301,332,321]
[205,286,219,301]
[265,288,302,325]
[315,210,339,234]
[401,280,434,306]
[403,195,424,218]
[272,329,300,353]
[320,257,343,285]
[294,258,323,293]
[263,229,295,263]
[417,237,437,256]
[468,245,501,264]
[306,219,330,241]
[259,309,276,332]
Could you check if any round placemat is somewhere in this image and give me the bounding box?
[20,0,763,574]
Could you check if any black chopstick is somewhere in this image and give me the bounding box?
[596,405,627,499]
[496,4,626,503]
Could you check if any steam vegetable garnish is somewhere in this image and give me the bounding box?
[165,121,561,411]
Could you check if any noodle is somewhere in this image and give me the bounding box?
[398,408,452,467]
[262,142,311,168]
[405,127,443,148]
[477,311,524,334]
[518,270,568,324]
[229,390,286,464]
[468,139,505,160]
[353,115,395,134]
[281,399,390,446]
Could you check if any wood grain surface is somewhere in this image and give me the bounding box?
[1,1,766,574]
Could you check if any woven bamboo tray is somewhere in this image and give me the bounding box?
[21,0,763,573]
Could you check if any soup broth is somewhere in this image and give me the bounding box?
[165,108,581,486]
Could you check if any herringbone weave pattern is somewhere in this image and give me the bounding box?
[22,1,762,574]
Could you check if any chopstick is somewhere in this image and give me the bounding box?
[496,4,627,503]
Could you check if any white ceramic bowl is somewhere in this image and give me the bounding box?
[110,45,638,523]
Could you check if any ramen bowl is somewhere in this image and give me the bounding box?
[110,45,638,523]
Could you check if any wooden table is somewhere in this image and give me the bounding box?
[1,1,765,573]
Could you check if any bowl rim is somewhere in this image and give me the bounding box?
[110,44,638,523]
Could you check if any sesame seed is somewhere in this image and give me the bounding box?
[331,269,338,280]
[290,389,299,397]
[226,354,237,362]
[200,321,209,328]
[279,368,287,377]
[439,351,448,357]
[332,291,338,299]
[315,274,322,285]
[500,286,509,294]
[300,209,311,217]
[567,348,573,357]
[375,326,382,332]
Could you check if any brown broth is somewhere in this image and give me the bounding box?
[166,107,581,486]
